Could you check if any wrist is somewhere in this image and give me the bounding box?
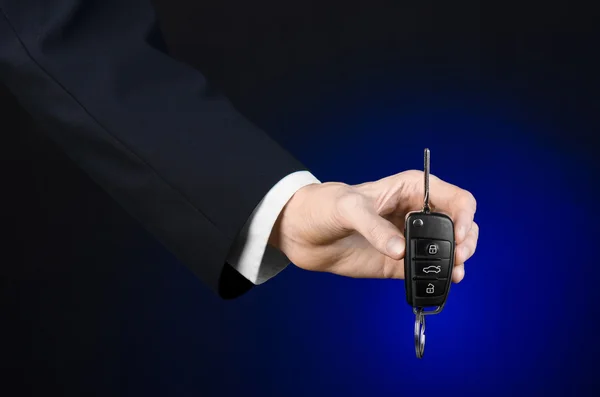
[267,206,285,251]
[267,182,316,254]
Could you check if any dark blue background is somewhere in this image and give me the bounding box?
[2,1,599,396]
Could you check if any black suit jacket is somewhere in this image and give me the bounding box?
[0,0,305,298]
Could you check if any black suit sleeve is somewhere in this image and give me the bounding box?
[0,0,306,298]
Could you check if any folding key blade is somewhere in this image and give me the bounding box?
[423,148,431,213]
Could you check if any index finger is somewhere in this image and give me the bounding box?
[429,175,477,244]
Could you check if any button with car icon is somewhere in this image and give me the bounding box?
[421,265,441,274]
[414,260,450,278]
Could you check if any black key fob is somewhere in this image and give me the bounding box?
[404,148,456,359]
[404,212,455,310]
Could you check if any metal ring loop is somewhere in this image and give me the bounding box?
[414,309,425,359]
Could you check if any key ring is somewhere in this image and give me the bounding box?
[414,308,426,358]
[413,306,444,358]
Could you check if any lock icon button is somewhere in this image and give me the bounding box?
[427,244,438,255]
[425,283,435,294]
[416,280,445,297]
[415,239,451,259]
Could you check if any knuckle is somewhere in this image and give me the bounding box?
[467,240,477,257]
[404,169,422,178]
[398,170,422,194]
[471,221,479,236]
[335,189,367,227]
[397,169,422,185]
[405,169,425,184]
[466,224,479,255]
[338,191,365,213]
[460,190,477,210]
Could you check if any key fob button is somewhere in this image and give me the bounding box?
[415,239,451,259]
[415,279,446,297]
[414,259,451,278]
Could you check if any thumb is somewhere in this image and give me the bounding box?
[338,195,405,260]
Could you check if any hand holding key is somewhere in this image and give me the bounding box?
[268,159,478,283]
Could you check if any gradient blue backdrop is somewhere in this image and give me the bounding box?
[109,87,599,395]
[2,2,599,396]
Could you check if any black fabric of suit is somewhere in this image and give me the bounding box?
[0,0,306,299]
[1,2,307,394]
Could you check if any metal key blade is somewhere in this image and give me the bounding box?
[423,148,431,213]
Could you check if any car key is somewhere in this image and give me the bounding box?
[404,148,456,358]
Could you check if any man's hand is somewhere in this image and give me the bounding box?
[268,170,478,283]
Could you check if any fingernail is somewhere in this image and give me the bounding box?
[386,236,404,257]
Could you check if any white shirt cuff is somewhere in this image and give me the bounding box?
[226,170,321,285]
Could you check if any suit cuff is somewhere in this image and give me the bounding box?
[226,170,321,285]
